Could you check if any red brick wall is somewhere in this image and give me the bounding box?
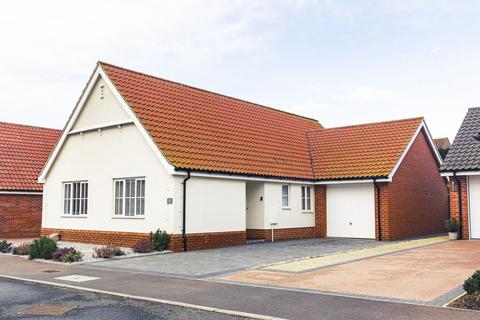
[314,185,327,237]
[382,130,448,240]
[0,194,42,239]
[41,228,245,252]
[449,176,469,239]
[246,227,315,242]
[374,182,389,240]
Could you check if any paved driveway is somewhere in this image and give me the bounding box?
[221,240,480,305]
[84,238,378,279]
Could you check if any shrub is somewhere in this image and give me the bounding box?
[93,246,124,259]
[29,237,58,260]
[133,239,154,253]
[445,218,461,233]
[0,240,12,253]
[464,270,480,294]
[150,229,170,251]
[13,243,30,255]
[52,247,83,263]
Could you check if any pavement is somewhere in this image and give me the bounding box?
[84,237,379,279]
[0,254,479,319]
[221,239,479,305]
[0,277,245,320]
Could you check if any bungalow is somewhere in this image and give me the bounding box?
[0,122,60,238]
[441,107,480,239]
[38,62,448,251]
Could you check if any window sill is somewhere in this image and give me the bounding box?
[111,216,145,220]
[281,207,291,210]
[61,215,88,218]
[302,211,314,214]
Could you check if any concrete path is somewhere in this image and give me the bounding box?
[0,255,478,320]
[84,238,379,279]
[221,240,479,305]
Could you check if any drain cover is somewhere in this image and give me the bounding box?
[18,305,76,316]
[42,269,60,273]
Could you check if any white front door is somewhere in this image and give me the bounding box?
[327,183,375,239]
[469,176,480,239]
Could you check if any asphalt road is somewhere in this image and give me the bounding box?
[0,278,246,320]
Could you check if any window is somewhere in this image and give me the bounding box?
[114,178,145,216]
[63,181,88,215]
[301,186,312,211]
[282,184,290,208]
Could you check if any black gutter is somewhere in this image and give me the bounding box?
[453,172,463,239]
[182,171,191,252]
[373,179,382,241]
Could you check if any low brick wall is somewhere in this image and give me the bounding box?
[246,227,315,242]
[41,228,246,252]
[0,194,42,239]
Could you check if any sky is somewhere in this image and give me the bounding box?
[1,0,480,140]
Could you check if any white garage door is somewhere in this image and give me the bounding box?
[469,176,480,239]
[327,183,375,239]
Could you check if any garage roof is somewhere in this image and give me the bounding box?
[0,122,60,191]
[441,107,480,172]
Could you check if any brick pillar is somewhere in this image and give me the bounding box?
[314,185,326,237]
[449,177,469,239]
[374,182,389,241]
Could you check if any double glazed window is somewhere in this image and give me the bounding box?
[301,186,312,211]
[63,181,88,215]
[114,178,145,216]
[281,184,290,208]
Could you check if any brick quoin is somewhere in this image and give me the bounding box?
[449,176,469,239]
[0,194,42,239]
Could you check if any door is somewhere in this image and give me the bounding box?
[469,176,480,238]
[327,183,375,239]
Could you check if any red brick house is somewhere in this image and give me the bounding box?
[0,122,60,239]
[441,107,480,239]
[38,62,448,250]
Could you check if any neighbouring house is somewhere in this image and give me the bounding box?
[441,107,480,239]
[38,62,448,251]
[434,137,451,159]
[0,122,60,238]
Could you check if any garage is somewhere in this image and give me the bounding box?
[326,183,375,239]
[469,176,480,239]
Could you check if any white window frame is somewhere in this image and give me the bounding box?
[281,184,290,209]
[63,181,88,216]
[113,177,145,217]
[301,185,312,212]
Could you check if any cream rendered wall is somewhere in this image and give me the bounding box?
[263,182,315,229]
[42,74,176,234]
[246,182,265,229]
[177,176,246,233]
[72,78,130,130]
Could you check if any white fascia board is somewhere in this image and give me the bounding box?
[38,65,177,183]
[442,171,480,177]
[315,178,390,185]
[98,67,176,175]
[386,121,443,181]
[68,119,133,135]
[173,171,316,185]
[0,191,43,195]
[38,65,102,183]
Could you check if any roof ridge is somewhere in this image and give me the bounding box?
[308,116,424,132]
[0,121,61,132]
[98,61,321,125]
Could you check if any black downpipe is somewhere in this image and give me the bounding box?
[454,172,463,239]
[374,179,382,241]
[182,171,191,252]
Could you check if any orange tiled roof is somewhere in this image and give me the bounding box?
[307,118,424,180]
[0,122,61,191]
[100,62,323,179]
[100,62,424,181]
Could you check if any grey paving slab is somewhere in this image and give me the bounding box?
[84,238,379,279]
